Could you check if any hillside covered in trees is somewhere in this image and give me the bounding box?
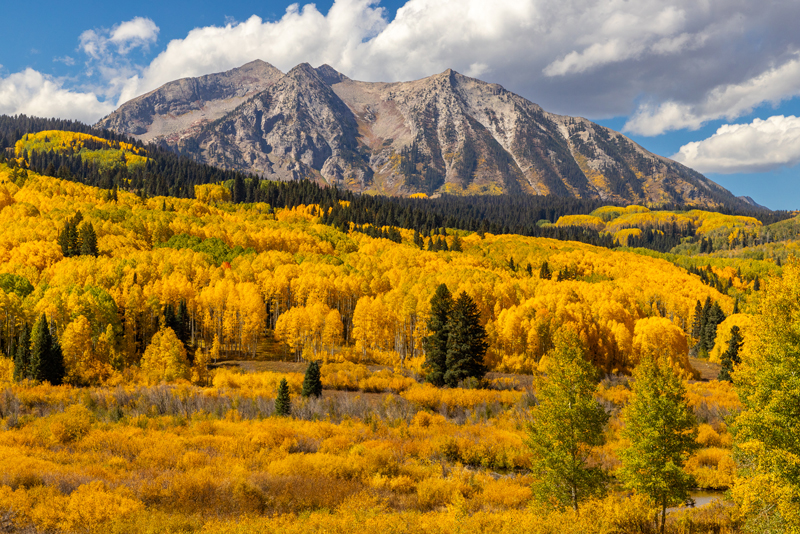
[0,118,800,532]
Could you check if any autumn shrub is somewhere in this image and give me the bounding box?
[48,403,93,444]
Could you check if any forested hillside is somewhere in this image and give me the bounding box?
[0,118,799,533]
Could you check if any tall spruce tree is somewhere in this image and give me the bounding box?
[275,378,292,416]
[423,284,452,387]
[691,300,704,341]
[29,314,65,385]
[718,325,743,382]
[301,360,323,398]
[79,222,98,256]
[444,291,488,387]
[620,355,698,534]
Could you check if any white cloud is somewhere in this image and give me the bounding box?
[0,69,114,123]
[625,55,800,135]
[54,56,76,66]
[118,1,386,104]
[109,17,159,54]
[80,17,159,59]
[672,115,800,173]
[8,0,800,136]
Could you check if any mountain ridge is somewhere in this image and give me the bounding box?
[97,61,749,209]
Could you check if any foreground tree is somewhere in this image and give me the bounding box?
[619,354,698,534]
[275,378,291,416]
[527,332,608,511]
[423,284,452,386]
[732,257,800,531]
[444,291,488,387]
[301,360,323,398]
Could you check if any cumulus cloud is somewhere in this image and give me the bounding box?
[118,0,386,104]
[80,16,159,59]
[0,69,114,123]
[672,115,800,173]
[626,55,800,135]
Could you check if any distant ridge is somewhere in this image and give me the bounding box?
[98,61,752,209]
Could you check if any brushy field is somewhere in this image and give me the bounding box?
[0,362,740,534]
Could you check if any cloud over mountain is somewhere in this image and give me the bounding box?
[3,0,800,146]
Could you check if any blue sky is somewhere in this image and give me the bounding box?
[2,0,799,210]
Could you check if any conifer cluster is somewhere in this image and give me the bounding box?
[423,284,488,387]
[13,314,65,385]
[57,212,98,257]
[691,297,727,355]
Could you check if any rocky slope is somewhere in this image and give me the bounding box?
[97,61,745,207]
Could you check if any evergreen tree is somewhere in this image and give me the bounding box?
[233,174,245,203]
[13,322,30,381]
[691,300,703,341]
[444,291,488,387]
[29,314,65,385]
[718,325,743,382]
[301,360,323,398]
[539,261,551,280]
[79,222,98,256]
[450,233,462,252]
[423,284,452,387]
[527,332,608,510]
[619,355,698,534]
[175,300,189,345]
[275,378,292,416]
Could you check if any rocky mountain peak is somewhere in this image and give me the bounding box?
[96,60,751,209]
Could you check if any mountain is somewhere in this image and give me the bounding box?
[97,60,746,208]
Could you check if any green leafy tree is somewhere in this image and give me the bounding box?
[527,332,609,510]
[619,354,698,534]
[732,257,800,531]
[444,291,488,387]
[275,378,292,416]
[301,360,323,398]
[718,325,743,382]
[423,284,452,387]
[29,314,65,385]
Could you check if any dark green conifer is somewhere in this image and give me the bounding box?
[423,284,452,387]
[451,233,462,252]
[444,291,488,387]
[275,378,292,416]
[539,261,551,280]
[29,314,64,385]
[79,222,98,256]
[718,325,743,382]
[691,300,704,341]
[301,361,323,398]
